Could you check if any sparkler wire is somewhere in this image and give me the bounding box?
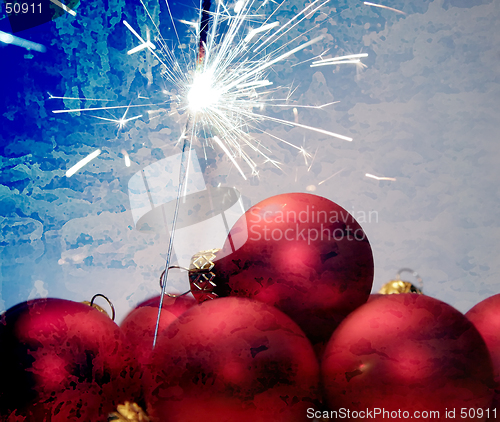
[152,0,213,349]
[152,122,192,348]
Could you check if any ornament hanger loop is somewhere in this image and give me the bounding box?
[90,293,116,321]
[396,268,423,291]
[159,267,191,298]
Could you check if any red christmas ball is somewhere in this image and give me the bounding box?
[322,294,494,421]
[466,294,500,420]
[120,294,196,367]
[143,297,320,422]
[200,192,374,345]
[0,298,139,421]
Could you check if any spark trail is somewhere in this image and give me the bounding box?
[311,53,368,68]
[364,2,406,15]
[153,0,215,347]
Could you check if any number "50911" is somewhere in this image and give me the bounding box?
[5,3,42,14]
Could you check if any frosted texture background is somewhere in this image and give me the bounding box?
[0,0,499,323]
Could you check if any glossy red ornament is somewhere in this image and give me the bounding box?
[205,192,374,345]
[143,297,320,422]
[120,294,196,367]
[466,294,500,420]
[322,294,494,421]
[0,298,139,421]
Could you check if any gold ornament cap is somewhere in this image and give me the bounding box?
[82,293,116,320]
[108,401,150,421]
[188,248,221,302]
[379,268,423,295]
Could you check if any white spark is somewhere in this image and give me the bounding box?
[258,114,353,142]
[128,42,155,55]
[48,93,110,101]
[66,150,101,177]
[244,22,280,43]
[50,0,77,16]
[311,53,368,67]
[235,80,272,89]
[213,136,247,180]
[0,31,46,52]
[292,48,330,68]
[179,19,198,29]
[226,35,326,92]
[265,101,340,110]
[299,146,310,165]
[311,59,359,66]
[52,104,156,114]
[318,168,345,185]
[365,173,397,181]
[120,115,143,126]
[126,22,156,55]
[253,0,330,53]
[307,147,318,171]
[123,20,148,45]
[122,150,131,167]
[90,114,142,128]
[364,2,407,15]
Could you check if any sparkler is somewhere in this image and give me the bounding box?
[149,0,353,346]
[152,0,215,347]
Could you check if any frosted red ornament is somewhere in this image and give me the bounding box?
[0,298,139,421]
[322,294,494,421]
[466,294,500,421]
[190,193,374,345]
[120,294,196,367]
[143,297,320,422]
